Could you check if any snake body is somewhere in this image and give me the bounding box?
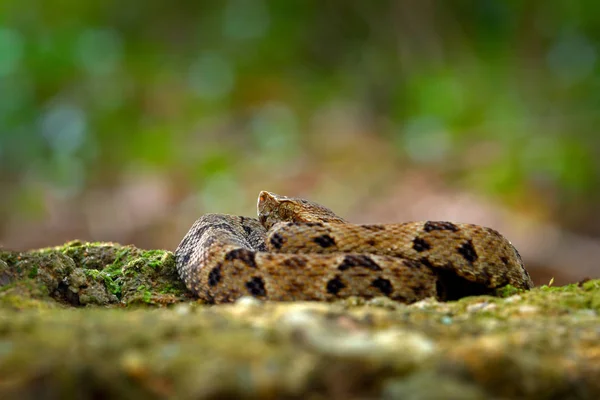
[175,191,533,304]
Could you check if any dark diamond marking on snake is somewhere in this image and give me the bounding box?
[419,257,434,269]
[256,242,268,252]
[424,221,458,232]
[208,264,222,287]
[240,217,255,237]
[307,222,325,227]
[282,257,307,268]
[245,276,267,297]
[178,221,232,253]
[243,225,254,236]
[225,248,257,268]
[270,233,285,249]
[412,237,431,252]
[500,256,509,265]
[177,234,193,252]
[371,277,393,296]
[458,240,478,263]
[206,222,236,237]
[326,276,346,295]
[180,251,191,266]
[314,234,336,248]
[366,239,377,246]
[338,254,382,271]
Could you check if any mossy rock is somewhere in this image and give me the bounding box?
[0,241,192,309]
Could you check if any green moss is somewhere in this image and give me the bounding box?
[84,268,122,298]
[141,250,166,269]
[135,285,153,303]
[0,251,18,266]
[1,288,599,398]
[582,279,600,291]
[158,283,181,295]
[1,242,190,308]
[0,279,58,310]
[56,243,173,301]
[103,256,129,297]
[84,269,102,280]
[538,283,577,292]
[495,284,525,298]
[537,279,600,295]
[27,266,38,278]
[110,248,131,268]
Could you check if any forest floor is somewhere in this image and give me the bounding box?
[1,242,599,399]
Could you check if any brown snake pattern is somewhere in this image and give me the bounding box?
[175,191,533,304]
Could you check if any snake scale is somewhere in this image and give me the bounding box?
[175,191,533,304]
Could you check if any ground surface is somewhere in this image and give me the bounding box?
[1,242,599,399]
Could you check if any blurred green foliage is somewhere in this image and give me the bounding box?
[1,0,600,238]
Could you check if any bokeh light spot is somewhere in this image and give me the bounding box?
[223,0,269,40]
[249,102,299,153]
[0,76,33,117]
[40,103,88,156]
[401,116,451,163]
[49,155,86,196]
[547,32,597,84]
[201,172,242,212]
[75,28,123,76]
[189,53,235,100]
[0,27,24,77]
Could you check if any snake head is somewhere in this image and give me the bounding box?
[257,191,345,229]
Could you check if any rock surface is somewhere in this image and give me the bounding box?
[1,242,599,399]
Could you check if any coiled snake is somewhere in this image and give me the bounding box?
[175,191,533,304]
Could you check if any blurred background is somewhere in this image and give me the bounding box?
[1,0,599,285]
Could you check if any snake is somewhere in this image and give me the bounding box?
[175,191,533,304]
